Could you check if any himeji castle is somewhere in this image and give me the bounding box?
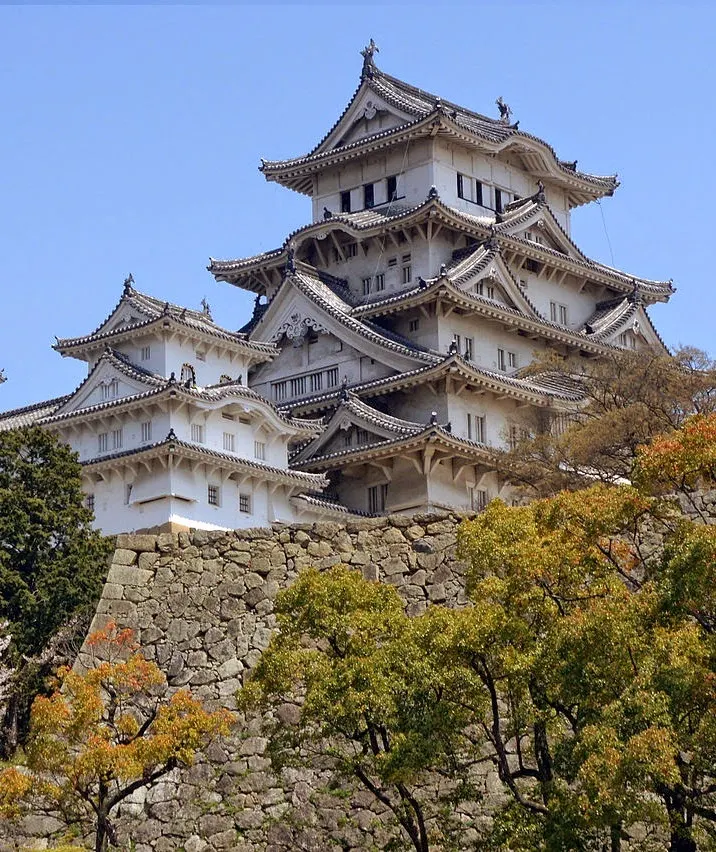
[0,45,674,533]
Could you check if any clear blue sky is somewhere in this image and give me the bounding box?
[1,4,714,411]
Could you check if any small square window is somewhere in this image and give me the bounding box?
[208,484,220,506]
[346,243,357,258]
[239,493,251,514]
[387,257,397,268]
[409,319,420,332]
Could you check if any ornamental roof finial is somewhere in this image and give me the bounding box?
[123,273,134,296]
[167,428,177,441]
[427,185,439,200]
[430,411,438,426]
[360,39,379,79]
[485,225,499,251]
[495,96,513,124]
[0,368,6,385]
[200,297,212,320]
[535,180,546,204]
[285,243,296,275]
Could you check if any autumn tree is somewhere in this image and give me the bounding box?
[0,623,232,852]
[504,347,716,497]
[0,425,112,753]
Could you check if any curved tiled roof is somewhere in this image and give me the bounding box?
[211,197,673,302]
[0,395,70,431]
[43,367,322,435]
[290,493,374,519]
[256,268,440,366]
[81,434,328,489]
[292,423,496,471]
[260,65,616,201]
[55,284,276,359]
[337,393,424,435]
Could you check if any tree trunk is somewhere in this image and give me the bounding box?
[610,822,621,852]
[95,806,109,852]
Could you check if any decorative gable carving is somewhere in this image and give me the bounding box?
[271,312,329,344]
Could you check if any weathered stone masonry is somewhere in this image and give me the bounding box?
[6,513,508,852]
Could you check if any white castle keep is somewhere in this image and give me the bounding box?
[0,46,673,533]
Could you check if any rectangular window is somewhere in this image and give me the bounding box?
[508,424,520,450]
[508,351,517,369]
[486,285,495,299]
[85,494,95,512]
[464,337,474,360]
[375,273,385,291]
[140,345,150,361]
[310,372,323,392]
[356,428,371,445]
[140,421,152,443]
[254,441,266,460]
[346,243,357,258]
[239,493,251,514]
[223,432,235,452]
[387,175,398,202]
[290,376,307,397]
[470,488,488,512]
[362,277,372,296]
[475,281,483,296]
[409,318,420,332]
[343,431,353,448]
[497,348,506,371]
[191,424,204,443]
[340,190,351,213]
[326,367,339,388]
[101,379,119,401]
[207,484,220,506]
[559,304,568,325]
[273,381,287,402]
[98,432,108,453]
[363,183,374,209]
[457,172,465,199]
[387,256,397,268]
[111,428,123,450]
[367,483,389,514]
[495,188,503,213]
[222,412,235,421]
[475,180,483,206]
[550,301,568,325]
[474,415,486,443]
[453,333,461,351]
[125,483,133,505]
[402,265,412,284]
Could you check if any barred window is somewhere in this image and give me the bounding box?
[239,493,251,514]
[207,485,220,506]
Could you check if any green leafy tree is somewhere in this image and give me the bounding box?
[0,426,111,754]
[240,566,482,852]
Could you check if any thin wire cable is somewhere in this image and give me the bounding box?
[596,199,615,267]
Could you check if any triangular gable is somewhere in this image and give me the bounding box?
[90,297,156,339]
[53,351,164,417]
[250,272,437,372]
[499,204,588,263]
[450,250,539,318]
[599,303,668,353]
[291,396,421,464]
[312,80,415,156]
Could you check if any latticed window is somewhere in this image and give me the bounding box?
[326,368,339,388]
[98,432,108,453]
[85,494,95,512]
[191,424,204,443]
[254,441,266,460]
[239,493,251,514]
[112,428,123,450]
[223,432,235,452]
[367,484,388,514]
[470,488,488,512]
[207,485,220,506]
[141,421,152,443]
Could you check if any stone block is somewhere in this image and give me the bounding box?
[116,533,157,552]
[107,565,153,586]
[112,548,138,566]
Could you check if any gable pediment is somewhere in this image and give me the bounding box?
[452,251,539,318]
[502,206,586,262]
[54,356,160,417]
[314,85,415,155]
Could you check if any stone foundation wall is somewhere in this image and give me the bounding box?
[5,513,505,852]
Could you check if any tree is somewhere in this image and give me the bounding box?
[0,623,233,852]
[503,347,716,497]
[245,413,716,851]
[239,566,481,852]
[0,425,112,754]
